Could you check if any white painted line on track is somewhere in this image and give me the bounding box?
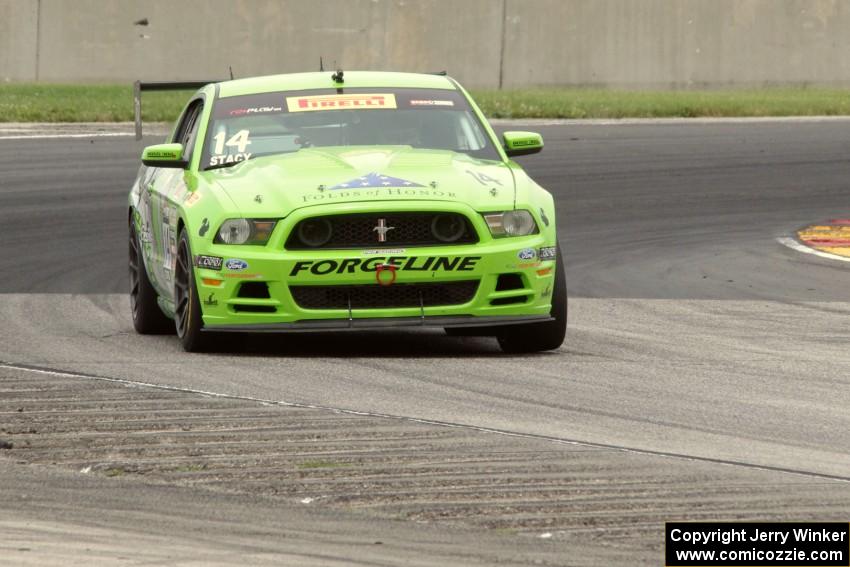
[0,122,171,140]
[0,132,136,140]
[490,116,850,126]
[2,360,849,484]
[776,236,850,263]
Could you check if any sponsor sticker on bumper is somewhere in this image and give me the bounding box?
[195,255,223,270]
[538,246,557,261]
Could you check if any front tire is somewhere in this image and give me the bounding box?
[174,229,212,352]
[129,219,173,334]
[496,248,567,354]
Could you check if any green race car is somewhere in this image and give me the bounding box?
[128,71,566,352]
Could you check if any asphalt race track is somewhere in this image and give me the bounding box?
[2,120,850,564]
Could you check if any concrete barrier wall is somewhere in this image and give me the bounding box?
[2,0,850,88]
[33,0,502,86]
[0,0,38,81]
[502,0,850,88]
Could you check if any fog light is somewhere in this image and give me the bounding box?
[298,218,333,247]
[431,214,466,242]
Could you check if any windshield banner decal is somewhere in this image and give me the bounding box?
[286,93,397,112]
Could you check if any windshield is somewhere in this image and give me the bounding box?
[202,87,499,169]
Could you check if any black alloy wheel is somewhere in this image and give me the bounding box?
[128,219,172,334]
[174,229,211,351]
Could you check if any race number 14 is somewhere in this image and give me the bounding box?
[212,129,251,154]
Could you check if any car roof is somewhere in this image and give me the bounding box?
[216,71,457,98]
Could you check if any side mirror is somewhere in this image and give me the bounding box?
[141,143,187,168]
[503,131,543,157]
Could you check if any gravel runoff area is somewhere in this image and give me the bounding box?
[3,363,850,566]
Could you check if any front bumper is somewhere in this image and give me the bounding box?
[194,202,557,330]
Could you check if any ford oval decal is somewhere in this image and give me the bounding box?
[517,248,536,261]
[225,259,249,271]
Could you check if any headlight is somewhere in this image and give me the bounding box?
[215,219,277,245]
[482,210,538,237]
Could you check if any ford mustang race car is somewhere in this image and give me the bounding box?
[128,71,566,352]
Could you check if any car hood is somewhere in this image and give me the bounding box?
[200,146,516,216]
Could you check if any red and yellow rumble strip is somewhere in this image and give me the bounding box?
[797,219,850,258]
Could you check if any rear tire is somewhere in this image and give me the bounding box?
[129,219,173,334]
[496,248,567,354]
[174,229,212,352]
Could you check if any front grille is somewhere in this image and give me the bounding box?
[285,212,478,249]
[290,280,480,310]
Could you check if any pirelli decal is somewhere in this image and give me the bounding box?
[290,256,481,276]
[286,93,397,113]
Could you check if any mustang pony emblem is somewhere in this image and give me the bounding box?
[373,218,395,243]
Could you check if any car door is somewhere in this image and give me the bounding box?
[146,98,205,301]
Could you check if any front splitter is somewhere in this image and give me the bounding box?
[203,314,552,333]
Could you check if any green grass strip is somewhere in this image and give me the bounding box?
[0,84,189,122]
[473,87,850,119]
[2,84,850,122]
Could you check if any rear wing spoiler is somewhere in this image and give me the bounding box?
[133,80,219,140]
